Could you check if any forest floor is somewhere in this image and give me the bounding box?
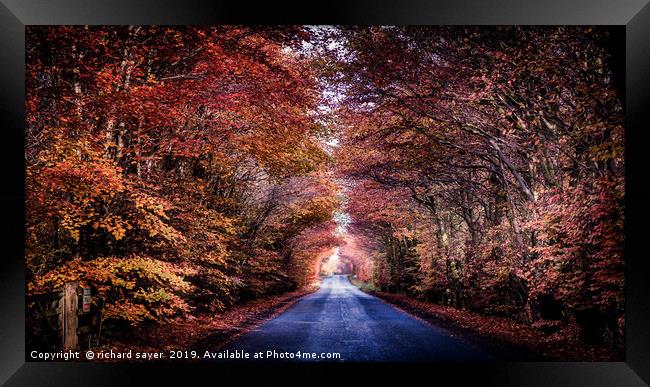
[364,289,623,361]
[104,287,317,360]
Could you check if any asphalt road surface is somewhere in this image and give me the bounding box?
[222,275,493,362]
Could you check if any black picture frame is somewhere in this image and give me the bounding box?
[1,1,649,385]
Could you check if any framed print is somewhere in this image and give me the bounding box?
[1,0,649,385]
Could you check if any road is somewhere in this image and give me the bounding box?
[222,275,493,361]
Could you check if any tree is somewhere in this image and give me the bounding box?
[26,26,339,326]
[327,26,624,343]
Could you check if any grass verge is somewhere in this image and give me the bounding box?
[348,275,379,292]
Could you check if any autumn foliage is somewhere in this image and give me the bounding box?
[26,26,625,355]
[26,26,339,326]
[326,26,624,347]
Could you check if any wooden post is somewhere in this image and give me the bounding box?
[61,281,79,351]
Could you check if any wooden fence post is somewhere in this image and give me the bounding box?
[61,281,78,351]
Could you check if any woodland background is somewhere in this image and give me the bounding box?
[26,26,625,356]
